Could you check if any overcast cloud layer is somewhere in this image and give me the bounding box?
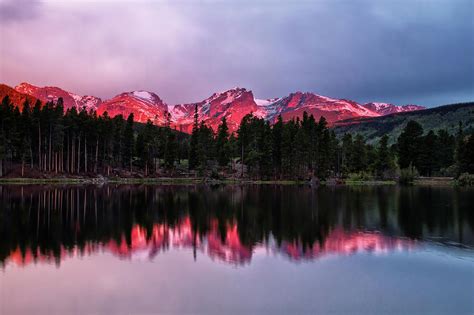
[0,0,473,107]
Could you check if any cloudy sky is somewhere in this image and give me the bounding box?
[0,0,473,106]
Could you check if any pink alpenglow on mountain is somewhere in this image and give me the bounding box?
[9,82,425,133]
[170,89,385,132]
[170,88,260,133]
[15,82,101,111]
[258,92,381,124]
[97,91,169,124]
[362,102,425,115]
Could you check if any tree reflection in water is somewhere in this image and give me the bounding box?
[0,185,472,267]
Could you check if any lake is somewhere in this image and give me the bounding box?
[0,184,473,315]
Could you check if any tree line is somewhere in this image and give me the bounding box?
[0,96,472,179]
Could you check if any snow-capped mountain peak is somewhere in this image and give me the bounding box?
[206,87,248,105]
[97,90,168,124]
[15,82,101,111]
[15,82,39,95]
[131,90,161,104]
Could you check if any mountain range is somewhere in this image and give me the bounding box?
[2,82,425,133]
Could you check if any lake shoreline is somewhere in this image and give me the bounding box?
[0,176,456,186]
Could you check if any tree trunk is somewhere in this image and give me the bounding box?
[84,136,87,173]
[241,145,244,178]
[38,124,41,171]
[71,136,76,173]
[49,125,52,172]
[66,135,70,173]
[77,135,81,174]
[30,145,34,169]
[95,138,98,173]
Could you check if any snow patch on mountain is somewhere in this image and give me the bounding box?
[206,87,247,105]
[201,102,211,115]
[363,102,425,115]
[254,98,282,120]
[132,91,155,103]
[255,98,280,106]
[80,95,102,110]
[315,94,338,103]
[169,104,189,121]
[15,82,38,95]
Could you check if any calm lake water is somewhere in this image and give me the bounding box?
[0,184,473,315]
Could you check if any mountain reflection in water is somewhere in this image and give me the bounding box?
[0,184,472,268]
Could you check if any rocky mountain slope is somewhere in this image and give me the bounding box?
[170,88,261,133]
[362,102,425,115]
[96,91,169,124]
[0,84,39,110]
[15,82,101,111]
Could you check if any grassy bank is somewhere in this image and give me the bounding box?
[413,177,455,186]
[343,180,396,186]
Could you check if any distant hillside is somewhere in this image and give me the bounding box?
[333,102,474,144]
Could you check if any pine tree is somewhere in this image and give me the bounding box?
[462,135,474,174]
[18,100,32,175]
[123,113,135,172]
[31,100,43,171]
[294,126,308,178]
[397,120,423,169]
[374,135,394,178]
[0,96,11,176]
[197,121,214,170]
[164,131,178,169]
[435,129,455,170]
[349,134,367,173]
[418,130,437,176]
[136,120,158,175]
[456,128,474,175]
[237,114,253,177]
[272,115,283,177]
[259,121,273,178]
[341,133,353,176]
[281,119,297,178]
[188,105,199,170]
[314,117,328,177]
[216,117,230,167]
